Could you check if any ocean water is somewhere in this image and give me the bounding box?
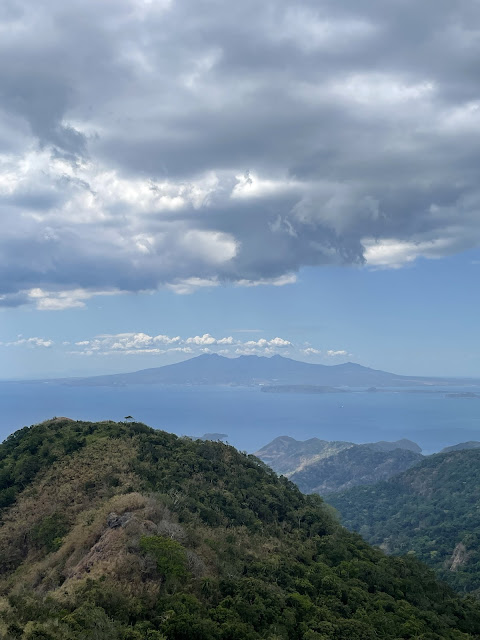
[1,382,480,454]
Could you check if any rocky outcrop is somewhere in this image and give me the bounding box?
[448,542,470,571]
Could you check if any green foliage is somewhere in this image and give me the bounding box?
[140,535,188,578]
[291,445,423,495]
[0,418,143,512]
[0,419,478,639]
[30,512,69,552]
[328,448,480,595]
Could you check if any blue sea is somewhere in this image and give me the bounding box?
[0,383,480,453]
[1,382,479,454]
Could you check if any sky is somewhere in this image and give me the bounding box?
[1,0,480,379]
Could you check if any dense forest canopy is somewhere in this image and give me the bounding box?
[328,449,480,596]
[0,418,478,639]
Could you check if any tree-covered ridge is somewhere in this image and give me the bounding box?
[254,436,354,477]
[328,448,480,595]
[290,445,423,495]
[255,435,423,494]
[0,419,478,639]
[441,441,480,453]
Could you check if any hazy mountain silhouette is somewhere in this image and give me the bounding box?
[49,353,475,387]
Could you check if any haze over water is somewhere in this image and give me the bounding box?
[1,382,479,454]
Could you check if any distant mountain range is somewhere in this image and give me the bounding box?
[45,353,480,387]
[255,435,423,494]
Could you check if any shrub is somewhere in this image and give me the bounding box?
[139,536,188,579]
[30,513,69,553]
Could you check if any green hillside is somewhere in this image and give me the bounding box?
[0,418,478,639]
[290,445,423,495]
[255,436,423,494]
[328,449,480,595]
[254,436,354,477]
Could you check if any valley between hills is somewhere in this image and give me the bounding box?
[255,434,480,596]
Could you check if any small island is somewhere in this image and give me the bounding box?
[445,392,480,399]
[261,385,347,394]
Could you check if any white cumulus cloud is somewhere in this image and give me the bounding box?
[2,337,54,348]
[186,334,218,346]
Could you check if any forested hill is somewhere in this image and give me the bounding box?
[255,436,423,494]
[441,441,480,453]
[328,448,480,595]
[0,419,479,639]
[290,445,423,495]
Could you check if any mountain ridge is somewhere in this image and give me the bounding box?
[291,445,423,495]
[0,417,479,638]
[441,441,480,453]
[40,353,480,388]
[255,435,423,494]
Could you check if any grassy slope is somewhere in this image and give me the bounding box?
[328,449,480,595]
[0,419,478,639]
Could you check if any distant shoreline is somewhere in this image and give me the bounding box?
[261,385,480,397]
[2,379,480,398]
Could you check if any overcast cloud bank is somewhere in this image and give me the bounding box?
[2,0,480,308]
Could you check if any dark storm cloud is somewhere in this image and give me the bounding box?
[1,0,480,307]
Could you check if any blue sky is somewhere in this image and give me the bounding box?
[2,248,480,379]
[1,0,480,379]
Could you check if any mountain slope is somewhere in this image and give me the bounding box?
[46,353,472,387]
[0,419,478,638]
[441,441,480,453]
[255,436,423,494]
[328,448,480,595]
[254,436,354,476]
[290,445,423,495]
[365,439,422,453]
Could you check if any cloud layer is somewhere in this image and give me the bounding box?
[2,0,480,307]
[0,331,350,361]
[70,332,296,357]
